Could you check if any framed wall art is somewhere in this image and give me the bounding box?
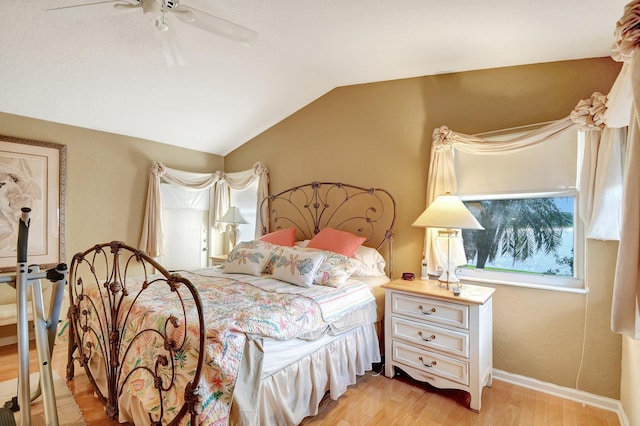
[0,135,66,272]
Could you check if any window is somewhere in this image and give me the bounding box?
[453,126,585,292]
[458,193,584,291]
[159,184,210,270]
[229,179,259,244]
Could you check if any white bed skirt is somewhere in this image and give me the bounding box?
[93,323,380,425]
[250,323,380,425]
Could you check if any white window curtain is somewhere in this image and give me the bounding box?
[139,161,269,258]
[424,118,580,276]
[423,86,626,278]
[610,1,640,339]
[211,164,269,236]
[427,96,629,248]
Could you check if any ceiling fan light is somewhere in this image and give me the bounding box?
[154,16,169,31]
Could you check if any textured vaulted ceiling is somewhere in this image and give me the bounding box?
[0,1,628,155]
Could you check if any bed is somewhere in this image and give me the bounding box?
[65,181,396,425]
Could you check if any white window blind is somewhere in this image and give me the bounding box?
[454,127,578,196]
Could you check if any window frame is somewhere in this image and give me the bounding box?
[456,190,586,294]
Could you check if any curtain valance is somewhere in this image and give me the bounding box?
[424,97,624,275]
[139,161,268,257]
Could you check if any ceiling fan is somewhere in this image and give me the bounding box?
[47,0,258,65]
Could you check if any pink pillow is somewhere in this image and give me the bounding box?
[258,227,296,246]
[307,228,366,257]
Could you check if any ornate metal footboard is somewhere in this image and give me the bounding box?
[66,241,206,426]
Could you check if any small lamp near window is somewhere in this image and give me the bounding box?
[412,193,484,289]
[219,206,249,249]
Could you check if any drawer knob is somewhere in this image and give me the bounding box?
[418,331,436,342]
[418,305,437,315]
[418,356,437,368]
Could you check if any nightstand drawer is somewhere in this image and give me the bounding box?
[391,316,469,358]
[392,340,469,385]
[391,292,469,329]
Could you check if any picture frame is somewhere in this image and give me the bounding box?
[0,135,66,272]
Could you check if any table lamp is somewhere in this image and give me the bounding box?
[412,193,484,289]
[219,206,249,248]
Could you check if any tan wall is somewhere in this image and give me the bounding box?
[225,57,624,398]
[622,336,640,425]
[0,113,223,341]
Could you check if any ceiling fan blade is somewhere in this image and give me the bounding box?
[173,5,257,46]
[113,2,142,11]
[47,1,138,19]
[46,0,122,12]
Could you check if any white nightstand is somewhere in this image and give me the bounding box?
[210,254,228,266]
[383,279,494,412]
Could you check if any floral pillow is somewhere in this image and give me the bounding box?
[222,248,272,276]
[233,240,283,274]
[295,247,360,287]
[271,247,325,287]
[294,241,386,279]
[315,252,360,287]
[233,240,277,251]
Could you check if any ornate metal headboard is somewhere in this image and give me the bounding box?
[260,181,396,277]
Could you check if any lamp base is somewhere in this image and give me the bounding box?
[434,229,464,290]
[228,224,239,249]
[437,269,461,290]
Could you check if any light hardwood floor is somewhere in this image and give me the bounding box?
[0,341,620,426]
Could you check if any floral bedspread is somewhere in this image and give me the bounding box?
[81,269,374,425]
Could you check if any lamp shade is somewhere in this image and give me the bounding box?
[219,206,249,225]
[412,194,484,230]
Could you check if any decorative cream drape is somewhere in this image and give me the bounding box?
[212,163,270,235]
[139,161,269,257]
[424,113,616,276]
[611,0,640,339]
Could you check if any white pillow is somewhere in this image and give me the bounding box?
[222,248,272,276]
[351,245,387,277]
[272,247,325,287]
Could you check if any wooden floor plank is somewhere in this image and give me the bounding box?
[533,391,550,426]
[562,399,580,426]
[0,342,621,426]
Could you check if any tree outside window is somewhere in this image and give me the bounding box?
[461,196,574,277]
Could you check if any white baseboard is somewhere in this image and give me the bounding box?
[493,369,629,426]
